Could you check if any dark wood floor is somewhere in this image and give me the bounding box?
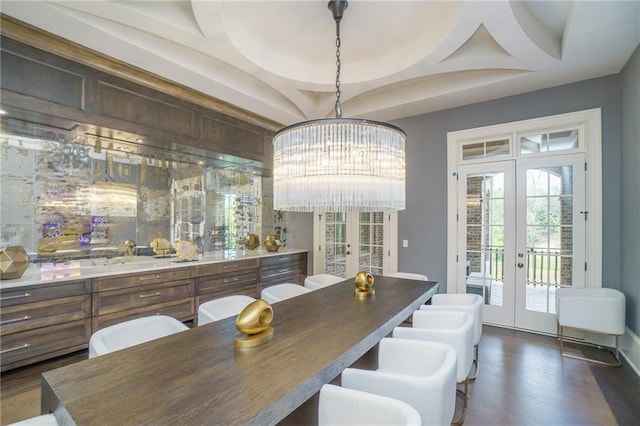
[2,325,639,425]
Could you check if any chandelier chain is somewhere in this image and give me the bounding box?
[335,19,342,118]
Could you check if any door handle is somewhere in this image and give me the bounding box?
[346,251,351,255]
[517,263,524,268]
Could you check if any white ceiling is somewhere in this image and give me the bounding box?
[2,1,639,127]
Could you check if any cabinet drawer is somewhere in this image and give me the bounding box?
[92,298,194,332]
[196,271,258,295]
[0,279,90,307]
[93,268,192,292]
[261,272,305,289]
[0,319,90,371]
[194,259,258,276]
[261,261,305,281]
[0,294,91,336]
[259,253,306,267]
[92,279,194,316]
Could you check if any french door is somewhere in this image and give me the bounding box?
[313,212,397,278]
[457,153,586,334]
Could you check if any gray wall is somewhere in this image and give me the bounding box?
[391,75,623,296]
[621,45,640,334]
[291,69,637,333]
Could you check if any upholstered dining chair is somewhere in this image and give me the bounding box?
[556,287,625,366]
[318,383,422,426]
[386,272,429,281]
[426,293,483,379]
[304,273,343,290]
[340,337,457,426]
[393,310,474,424]
[197,295,256,325]
[261,283,311,304]
[89,315,188,358]
[8,414,58,426]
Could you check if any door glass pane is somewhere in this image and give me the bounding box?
[358,212,384,273]
[524,166,574,314]
[324,212,347,277]
[465,172,504,307]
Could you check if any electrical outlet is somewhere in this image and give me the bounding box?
[402,239,408,248]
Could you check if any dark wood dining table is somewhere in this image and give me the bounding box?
[41,276,438,425]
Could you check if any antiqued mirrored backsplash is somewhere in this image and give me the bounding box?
[0,123,284,263]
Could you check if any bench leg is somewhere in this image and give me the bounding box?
[559,325,622,367]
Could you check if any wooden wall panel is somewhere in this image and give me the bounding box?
[97,81,194,135]
[1,49,84,110]
[200,115,262,159]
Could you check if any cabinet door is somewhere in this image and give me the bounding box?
[0,280,90,307]
[0,319,91,372]
[92,299,195,332]
[92,279,194,316]
[0,294,91,336]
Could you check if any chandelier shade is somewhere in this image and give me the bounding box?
[273,118,406,212]
[272,0,406,212]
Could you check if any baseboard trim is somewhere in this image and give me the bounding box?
[620,327,640,378]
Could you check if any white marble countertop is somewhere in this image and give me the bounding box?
[0,248,307,289]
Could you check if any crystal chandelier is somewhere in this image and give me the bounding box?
[272,0,406,212]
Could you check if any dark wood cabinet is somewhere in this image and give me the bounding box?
[195,259,260,307]
[92,269,195,332]
[259,252,307,291]
[0,251,307,371]
[0,279,91,372]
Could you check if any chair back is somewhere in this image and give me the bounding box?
[89,315,188,358]
[198,295,256,325]
[304,274,343,290]
[261,283,311,304]
[318,384,422,426]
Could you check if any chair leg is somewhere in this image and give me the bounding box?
[468,343,479,381]
[559,325,622,367]
[452,377,469,425]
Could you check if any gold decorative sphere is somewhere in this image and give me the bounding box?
[354,271,374,292]
[236,300,274,335]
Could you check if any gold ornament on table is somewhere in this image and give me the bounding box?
[0,245,30,280]
[244,234,260,250]
[234,299,275,348]
[354,271,375,297]
[264,234,283,252]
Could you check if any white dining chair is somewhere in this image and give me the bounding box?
[261,283,311,304]
[89,315,188,358]
[198,295,256,325]
[426,293,483,379]
[387,272,429,281]
[7,414,58,426]
[393,310,474,424]
[304,273,343,290]
[318,383,422,426]
[556,287,625,366]
[340,337,457,426]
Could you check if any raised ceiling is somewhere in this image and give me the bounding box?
[2,1,639,126]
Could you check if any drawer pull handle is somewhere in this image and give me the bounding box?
[0,343,30,354]
[278,257,290,262]
[0,315,31,326]
[223,264,240,269]
[0,292,31,301]
[278,269,290,273]
[139,292,161,299]
[139,275,162,281]
[223,278,239,283]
